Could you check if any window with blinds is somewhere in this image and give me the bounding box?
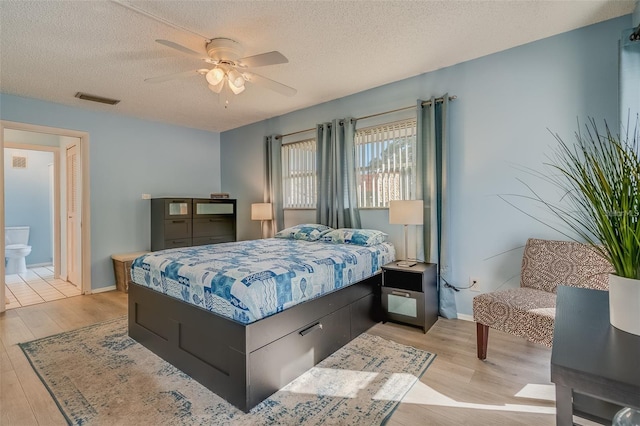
[355,119,417,208]
[282,138,317,208]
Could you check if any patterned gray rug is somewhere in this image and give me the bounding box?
[19,317,435,425]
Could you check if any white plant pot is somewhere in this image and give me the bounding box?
[609,274,640,336]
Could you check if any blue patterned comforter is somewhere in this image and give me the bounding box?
[131,239,395,324]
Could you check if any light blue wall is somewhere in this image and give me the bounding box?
[4,148,53,265]
[621,30,640,124]
[0,94,221,290]
[221,16,630,316]
[621,2,640,121]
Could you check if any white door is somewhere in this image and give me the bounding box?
[66,144,79,286]
[49,163,55,267]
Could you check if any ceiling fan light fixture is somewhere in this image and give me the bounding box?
[149,37,296,98]
[208,80,225,94]
[206,67,225,86]
[227,69,245,88]
[228,80,245,94]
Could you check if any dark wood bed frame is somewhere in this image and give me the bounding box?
[128,273,381,412]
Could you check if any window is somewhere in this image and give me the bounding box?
[282,138,317,208]
[355,119,417,208]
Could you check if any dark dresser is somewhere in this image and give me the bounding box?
[151,198,236,251]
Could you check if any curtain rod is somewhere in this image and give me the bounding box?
[275,95,457,140]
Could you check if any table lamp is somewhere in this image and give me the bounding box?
[389,200,424,267]
[251,203,273,239]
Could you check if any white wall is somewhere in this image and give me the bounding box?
[5,129,61,146]
[221,16,630,316]
[0,95,221,290]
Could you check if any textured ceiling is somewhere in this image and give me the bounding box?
[0,0,635,133]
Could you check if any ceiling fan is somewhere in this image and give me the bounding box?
[146,38,297,97]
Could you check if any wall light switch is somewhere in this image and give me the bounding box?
[141,194,151,200]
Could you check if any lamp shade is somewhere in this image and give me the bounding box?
[208,81,224,94]
[206,67,225,86]
[389,200,423,225]
[228,81,246,94]
[251,203,273,221]
[227,69,245,88]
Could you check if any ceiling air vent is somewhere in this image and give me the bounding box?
[75,92,121,105]
[12,155,27,169]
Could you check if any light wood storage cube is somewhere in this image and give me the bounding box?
[112,252,148,292]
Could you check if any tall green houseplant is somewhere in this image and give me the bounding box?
[537,118,640,336]
[544,118,640,281]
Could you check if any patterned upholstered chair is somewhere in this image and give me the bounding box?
[472,238,612,360]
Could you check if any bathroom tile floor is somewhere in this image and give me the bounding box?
[4,265,81,309]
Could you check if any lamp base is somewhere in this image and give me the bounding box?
[397,260,417,268]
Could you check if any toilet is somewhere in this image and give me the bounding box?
[5,226,32,275]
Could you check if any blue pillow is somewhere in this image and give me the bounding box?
[320,228,388,246]
[274,224,333,241]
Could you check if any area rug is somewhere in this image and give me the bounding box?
[20,317,435,425]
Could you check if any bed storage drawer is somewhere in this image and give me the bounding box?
[248,305,351,408]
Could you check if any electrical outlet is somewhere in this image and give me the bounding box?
[141,193,151,200]
[469,277,480,292]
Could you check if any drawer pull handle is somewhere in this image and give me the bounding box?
[172,220,186,224]
[300,322,323,336]
[391,290,411,298]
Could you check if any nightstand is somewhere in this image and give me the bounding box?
[381,262,438,333]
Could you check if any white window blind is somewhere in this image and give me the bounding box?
[355,119,417,208]
[282,138,317,208]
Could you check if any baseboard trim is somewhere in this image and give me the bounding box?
[26,262,53,268]
[92,285,116,294]
[456,313,474,322]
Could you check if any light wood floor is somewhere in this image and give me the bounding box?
[369,321,555,425]
[0,292,556,425]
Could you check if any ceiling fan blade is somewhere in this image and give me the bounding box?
[238,51,288,68]
[244,72,297,97]
[156,39,204,58]
[144,69,202,83]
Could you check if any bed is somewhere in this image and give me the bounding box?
[128,228,395,412]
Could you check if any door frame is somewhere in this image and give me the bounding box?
[0,121,91,313]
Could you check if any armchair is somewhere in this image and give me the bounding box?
[472,238,612,360]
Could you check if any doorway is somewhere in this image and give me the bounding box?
[0,121,91,313]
